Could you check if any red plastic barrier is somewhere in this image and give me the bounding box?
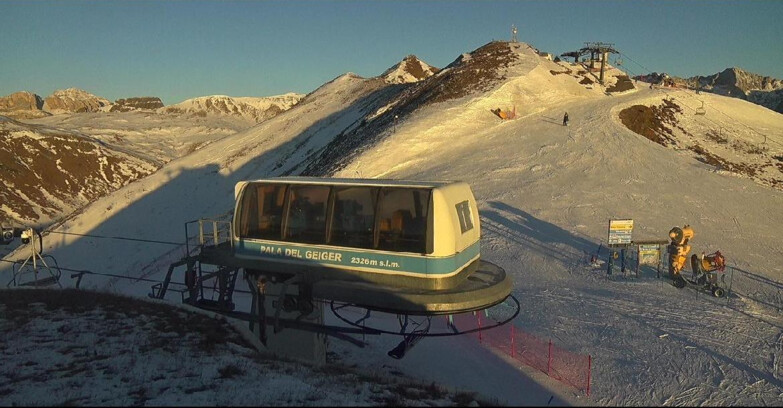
[450,312,592,396]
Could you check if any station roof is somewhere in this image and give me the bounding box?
[243,176,458,189]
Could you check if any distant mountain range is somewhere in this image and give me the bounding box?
[0,55,436,226]
[634,67,783,113]
[0,88,306,123]
[162,93,304,123]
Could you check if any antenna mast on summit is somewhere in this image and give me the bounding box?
[511,24,519,43]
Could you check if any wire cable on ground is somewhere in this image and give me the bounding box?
[43,230,183,246]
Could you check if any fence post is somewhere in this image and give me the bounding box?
[511,324,516,357]
[587,355,592,397]
[184,222,190,256]
[548,339,552,376]
[477,312,482,343]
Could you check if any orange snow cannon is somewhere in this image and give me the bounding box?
[667,225,693,286]
[690,250,728,297]
[698,251,726,273]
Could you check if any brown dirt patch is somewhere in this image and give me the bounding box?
[706,129,729,144]
[580,77,594,85]
[689,143,760,177]
[619,100,682,146]
[606,75,635,93]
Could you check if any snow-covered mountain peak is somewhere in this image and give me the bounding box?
[381,55,439,84]
[42,88,111,114]
[163,93,304,123]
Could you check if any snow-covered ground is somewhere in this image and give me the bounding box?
[2,42,783,406]
[26,109,257,165]
[0,289,494,406]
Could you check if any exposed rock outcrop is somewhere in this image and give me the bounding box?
[110,97,165,112]
[0,92,49,119]
[381,55,439,84]
[0,117,158,225]
[42,88,111,113]
[0,91,43,111]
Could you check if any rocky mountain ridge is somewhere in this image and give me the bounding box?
[635,67,783,113]
[42,88,111,114]
[163,93,304,123]
[0,89,304,121]
[110,97,165,112]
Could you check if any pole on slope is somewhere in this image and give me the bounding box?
[587,355,592,397]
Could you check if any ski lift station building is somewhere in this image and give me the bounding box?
[230,177,511,314]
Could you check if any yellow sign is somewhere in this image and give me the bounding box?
[608,219,634,245]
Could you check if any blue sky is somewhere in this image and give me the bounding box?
[2,0,781,105]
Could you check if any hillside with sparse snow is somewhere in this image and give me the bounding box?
[0,116,159,226]
[2,40,783,406]
[0,91,305,227]
[163,93,305,123]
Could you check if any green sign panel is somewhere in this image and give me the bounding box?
[638,244,661,266]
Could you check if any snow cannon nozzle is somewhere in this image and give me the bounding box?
[668,225,693,246]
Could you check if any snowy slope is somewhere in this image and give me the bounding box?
[2,41,783,406]
[332,43,783,405]
[0,72,396,290]
[26,109,255,164]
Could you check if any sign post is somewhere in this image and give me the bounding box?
[634,240,668,278]
[607,219,633,275]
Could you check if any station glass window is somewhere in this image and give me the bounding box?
[377,188,430,253]
[455,200,473,234]
[285,185,330,244]
[239,183,287,239]
[330,187,378,249]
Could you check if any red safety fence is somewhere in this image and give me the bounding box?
[450,313,592,396]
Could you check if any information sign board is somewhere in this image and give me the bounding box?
[608,219,634,245]
[638,244,661,266]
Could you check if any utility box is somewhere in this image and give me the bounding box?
[249,280,327,365]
